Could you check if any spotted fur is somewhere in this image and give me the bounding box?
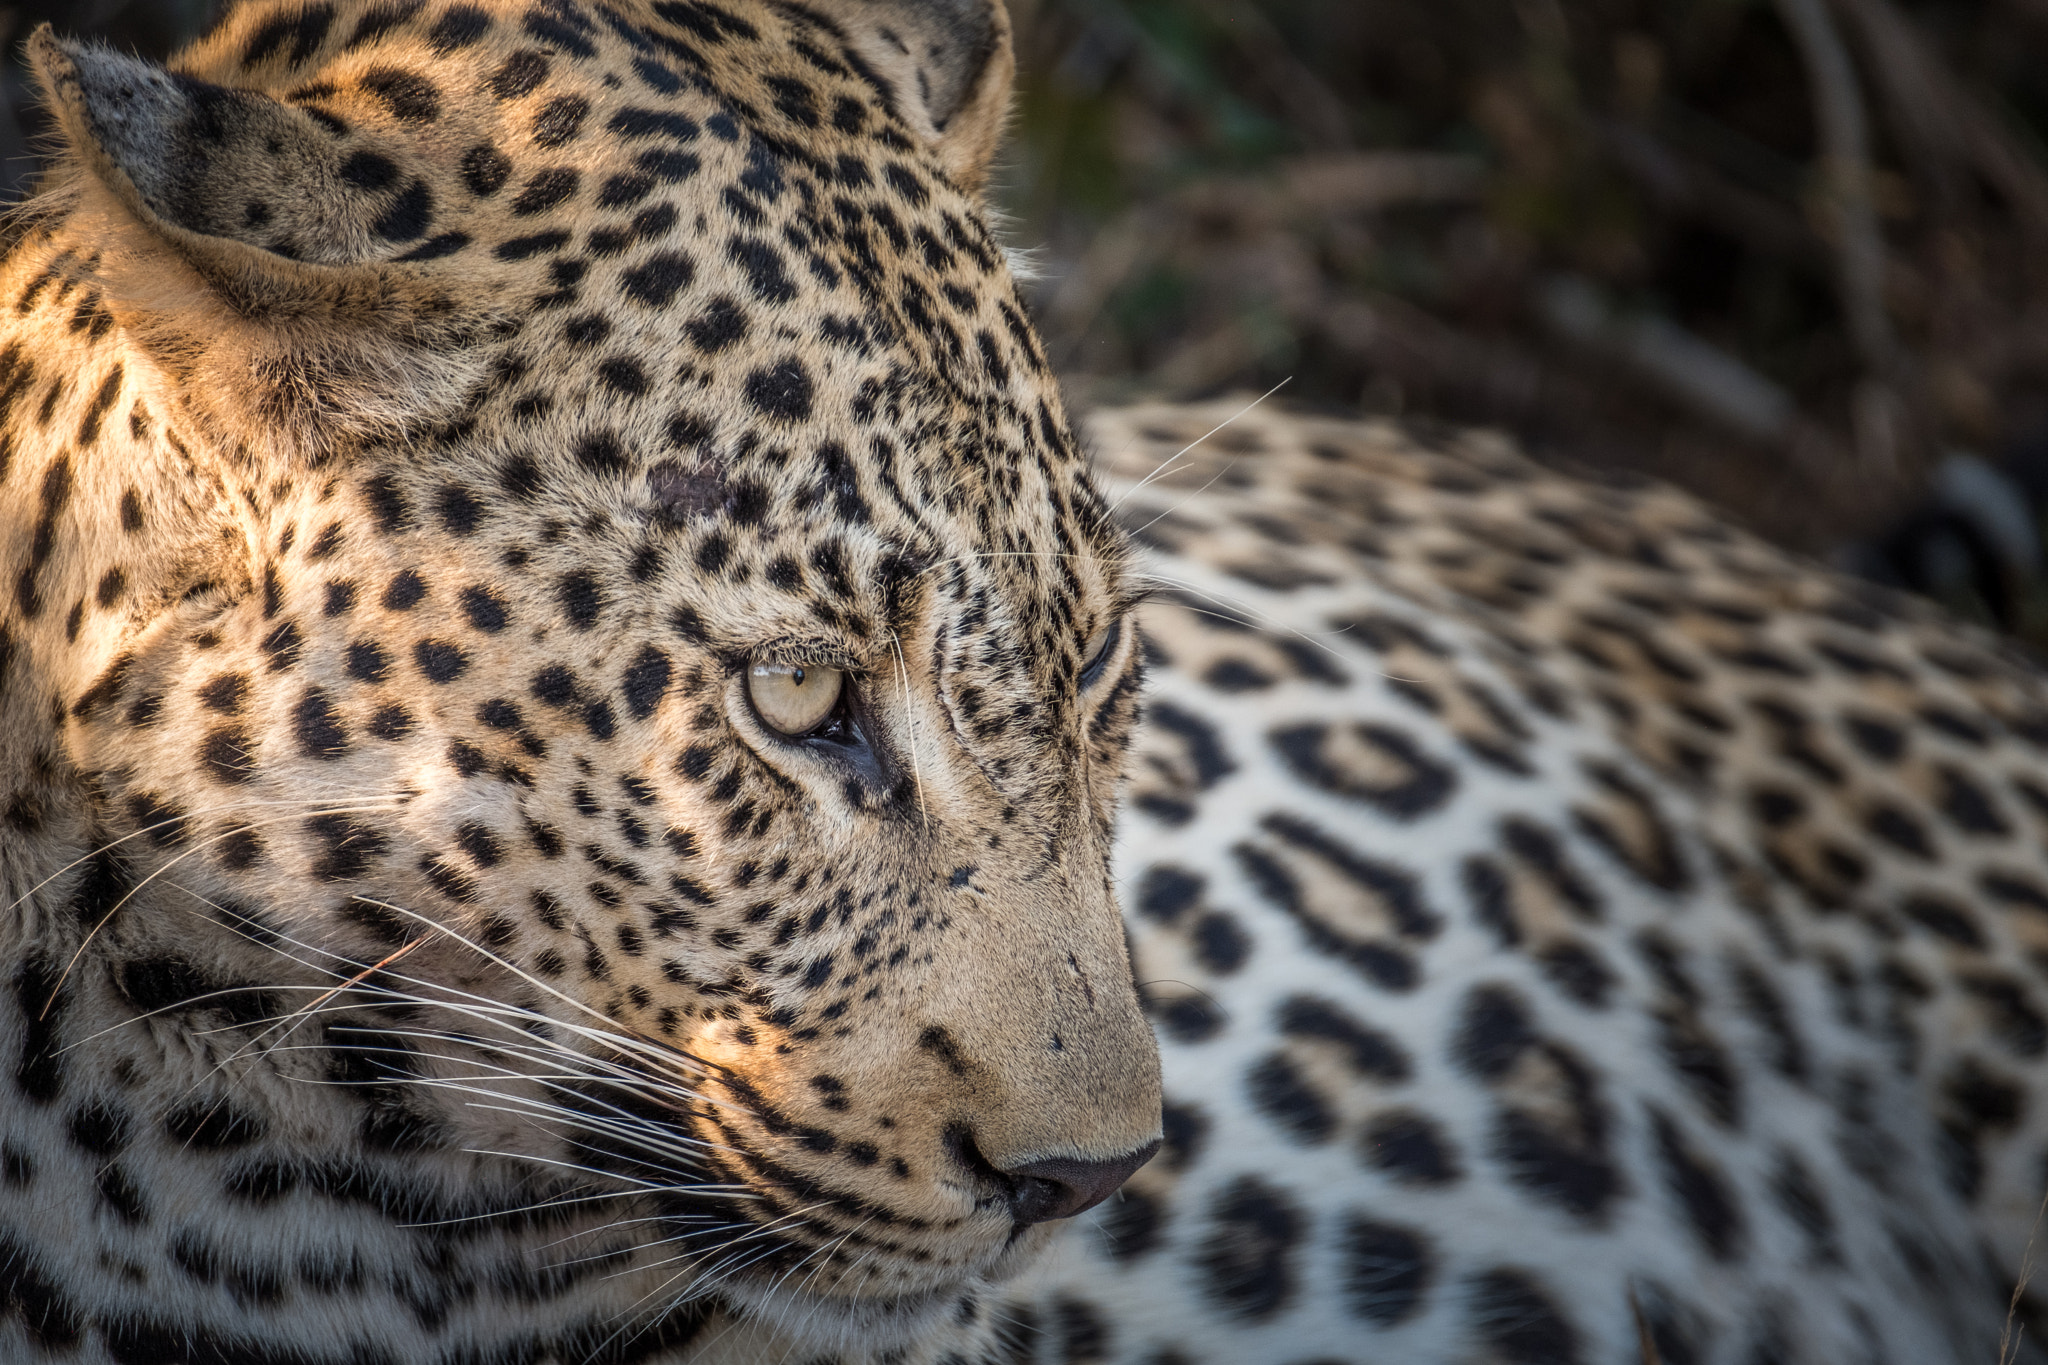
[2,3,1157,1362]
[1011,404,2048,1364]
[8,2,2048,1364]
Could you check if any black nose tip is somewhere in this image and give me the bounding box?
[1004,1139,1162,1226]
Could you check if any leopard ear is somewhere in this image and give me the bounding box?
[25,27,492,462]
[806,0,1014,197]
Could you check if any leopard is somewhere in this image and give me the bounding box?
[6,2,2048,1365]
[1008,403,2048,1365]
[0,1,1162,1361]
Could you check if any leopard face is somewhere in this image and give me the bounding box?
[0,0,1158,1352]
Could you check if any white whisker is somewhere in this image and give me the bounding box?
[1105,379,1290,513]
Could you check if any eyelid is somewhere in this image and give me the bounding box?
[1113,584,1159,615]
[1080,616,1125,688]
[732,638,863,674]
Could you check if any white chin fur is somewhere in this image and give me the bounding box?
[715,1277,963,1355]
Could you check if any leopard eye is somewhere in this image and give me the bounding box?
[748,661,845,736]
[1078,618,1122,691]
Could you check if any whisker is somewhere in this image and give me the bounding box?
[2,794,406,919]
[1105,379,1291,513]
[889,630,930,830]
[38,799,409,1015]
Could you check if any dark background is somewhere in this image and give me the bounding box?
[16,0,2048,638]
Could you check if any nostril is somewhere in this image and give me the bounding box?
[1003,1138,1162,1226]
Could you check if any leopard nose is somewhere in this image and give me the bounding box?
[1004,1140,1162,1226]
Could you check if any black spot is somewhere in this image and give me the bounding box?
[1094,1185,1165,1262]
[636,147,700,182]
[292,688,348,759]
[1902,892,1985,948]
[512,168,580,214]
[457,821,503,867]
[1340,1215,1433,1325]
[884,162,929,205]
[634,56,684,93]
[460,143,512,196]
[597,172,656,208]
[66,1099,130,1156]
[1865,802,1937,860]
[1153,995,1225,1043]
[460,585,510,633]
[428,5,491,52]
[12,956,67,1103]
[523,4,597,57]
[745,360,814,421]
[77,366,123,447]
[1650,1004,1743,1128]
[360,66,441,122]
[558,571,603,629]
[341,0,421,51]
[216,827,264,871]
[414,639,469,683]
[337,150,398,190]
[1192,911,1251,974]
[1361,1110,1461,1185]
[533,665,579,706]
[575,430,627,472]
[125,791,187,848]
[609,106,701,142]
[94,1164,147,1223]
[198,672,249,714]
[1465,1267,1581,1364]
[345,640,390,683]
[1245,1052,1336,1144]
[243,4,336,66]
[728,236,796,303]
[1768,1150,1838,1262]
[1842,711,1906,761]
[598,358,649,397]
[621,251,695,307]
[163,1101,266,1149]
[488,48,551,99]
[1194,1177,1304,1321]
[436,483,483,534]
[368,707,409,739]
[564,313,612,347]
[1536,941,1615,1008]
[622,647,672,718]
[201,726,257,784]
[1650,1108,1744,1259]
[1936,765,2011,837]
[1136,865,1204,923]
[686,296,748,352]
[382,568,427,610]
[532,94,590,147]
[307,814,389,881]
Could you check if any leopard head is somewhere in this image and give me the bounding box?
[5,0,1158,1340]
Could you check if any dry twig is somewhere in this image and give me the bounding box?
[1775,0,1908,471]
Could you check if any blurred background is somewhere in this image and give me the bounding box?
[13,0,2048,640]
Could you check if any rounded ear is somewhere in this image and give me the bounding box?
[25,26,495,462]
[803,0,1014,197]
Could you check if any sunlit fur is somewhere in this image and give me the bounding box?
[0,1,1159,1360]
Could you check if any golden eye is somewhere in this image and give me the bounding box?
[747,661,845,736]
[1079,618,1122,690]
